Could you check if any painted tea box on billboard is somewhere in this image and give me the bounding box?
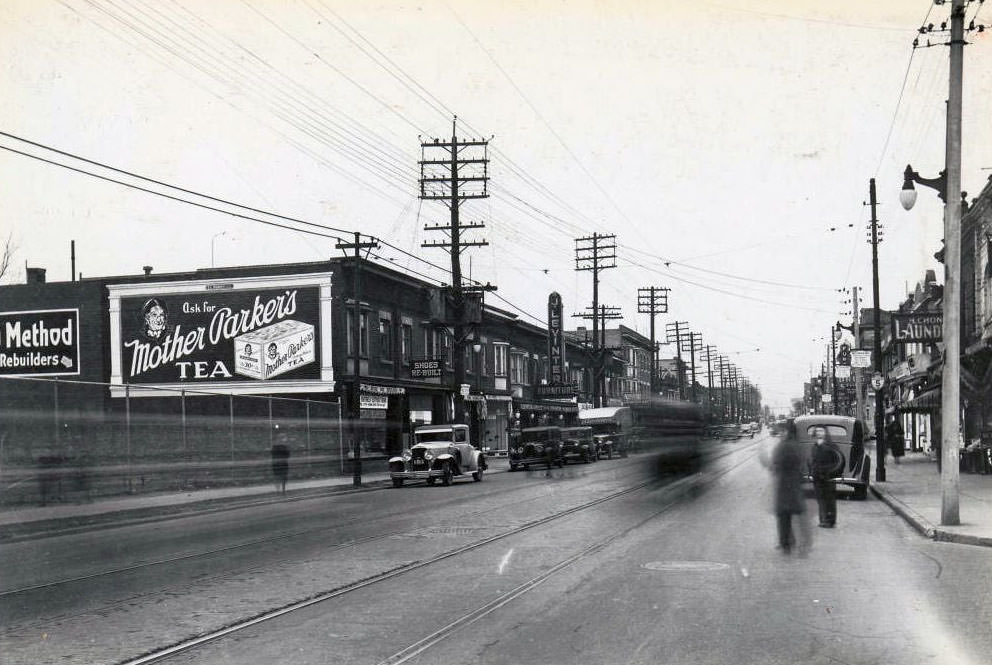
[235,319,315,380]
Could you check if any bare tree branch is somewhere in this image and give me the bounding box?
[0,232,17,283]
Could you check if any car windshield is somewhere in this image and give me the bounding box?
[519,429,556,443]
[414,432,453,445]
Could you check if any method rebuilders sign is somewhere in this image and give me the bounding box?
[0,309,80,376]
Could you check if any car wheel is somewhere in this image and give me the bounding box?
[607,448,613,460]
[441,463,453,486]
[426,477,436,486]
[392,478,404,488]
[509,463,518,472]
[473,465,483,482]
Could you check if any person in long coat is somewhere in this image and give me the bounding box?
[887,416,905,464]
[770,420,810,554]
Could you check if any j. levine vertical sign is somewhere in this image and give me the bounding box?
[0,309,80,376]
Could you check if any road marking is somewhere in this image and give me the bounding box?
[497,548,514,575]
[641,561,730,572]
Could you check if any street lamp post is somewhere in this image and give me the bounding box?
[898,0,965,526]
[211,231,226,268]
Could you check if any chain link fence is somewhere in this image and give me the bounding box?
[0,376,343,506]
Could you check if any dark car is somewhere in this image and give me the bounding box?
[509,426,564,471]
[560,426,597,463]
[794,415,871,500]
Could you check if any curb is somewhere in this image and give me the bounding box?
[870,484,936,539]
[870,484,992,548]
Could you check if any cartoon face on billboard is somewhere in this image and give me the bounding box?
[267,343,278,360]
[140,298,169,340]
[244,343,254,357]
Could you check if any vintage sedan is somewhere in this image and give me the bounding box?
[509,426,564,471]
[560,426,597,463]
[388,424,486,487]
[794,414,871,500]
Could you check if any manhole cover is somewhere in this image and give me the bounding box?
[642,561,730,572]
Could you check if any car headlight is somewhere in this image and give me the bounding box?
[424,451,434,461]
[402,453,411,461]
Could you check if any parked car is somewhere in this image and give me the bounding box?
[560,426,597,463]
[388,424,486,487]
[793,414,871,500]
[718,424,742,440]
[509,426,564,471]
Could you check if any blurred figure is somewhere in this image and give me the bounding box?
[271,426,290,495]
[811,426,838,528]
[886,416,905,464]
[770,420,810,555]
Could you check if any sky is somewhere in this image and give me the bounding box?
[1,0,990,412]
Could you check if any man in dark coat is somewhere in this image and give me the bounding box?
[811,426,839,527]
[887,417,905,464]
[770,420,810,554]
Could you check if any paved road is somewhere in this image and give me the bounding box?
[3,434,989,665]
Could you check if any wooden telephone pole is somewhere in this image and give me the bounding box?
[336,232,380,486]
[419,118,493,426]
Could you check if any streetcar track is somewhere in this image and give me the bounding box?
[117,442,761,665]
[0,458,651,597]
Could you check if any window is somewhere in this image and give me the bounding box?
[379,316,392,361]
[424,327,435,358]
[510,352,525,384]
[494,344,508,377]
[360,311,369,356]
[441,331,452,368]
[401,324,413,365]
[346,309,370,357]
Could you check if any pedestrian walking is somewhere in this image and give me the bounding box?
[769,420,811,554]
[271,427,291,495]
[887,416,905,464]
[811,426,839,528]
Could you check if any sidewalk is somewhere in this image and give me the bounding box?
[870,451,992,547]
[0,471,394,539]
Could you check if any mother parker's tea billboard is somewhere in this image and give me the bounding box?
[108,274,333,396]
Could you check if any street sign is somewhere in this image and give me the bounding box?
[836,365,851,379]
[851,349,872,368]
[821,394,832,403]
[871,373,884,390]
[460,383,471,397]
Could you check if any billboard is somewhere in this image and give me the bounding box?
[108,273,333,396]
[0,308,80,376]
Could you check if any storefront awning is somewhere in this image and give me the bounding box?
[899,387,940,413]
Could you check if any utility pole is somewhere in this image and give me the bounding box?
[336,232,380,486]
[852,287,864,423]
[665,321,688,400]
[867,178,886,483]
[936,0,965,526]
[572,304,622,405]
[702,345,717,422]
[420,118,491,427]
[682,331,702,404]
[575,233,617,407]
[831,325,839,416]
[718,356,729,421]
[637,286,669,394]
